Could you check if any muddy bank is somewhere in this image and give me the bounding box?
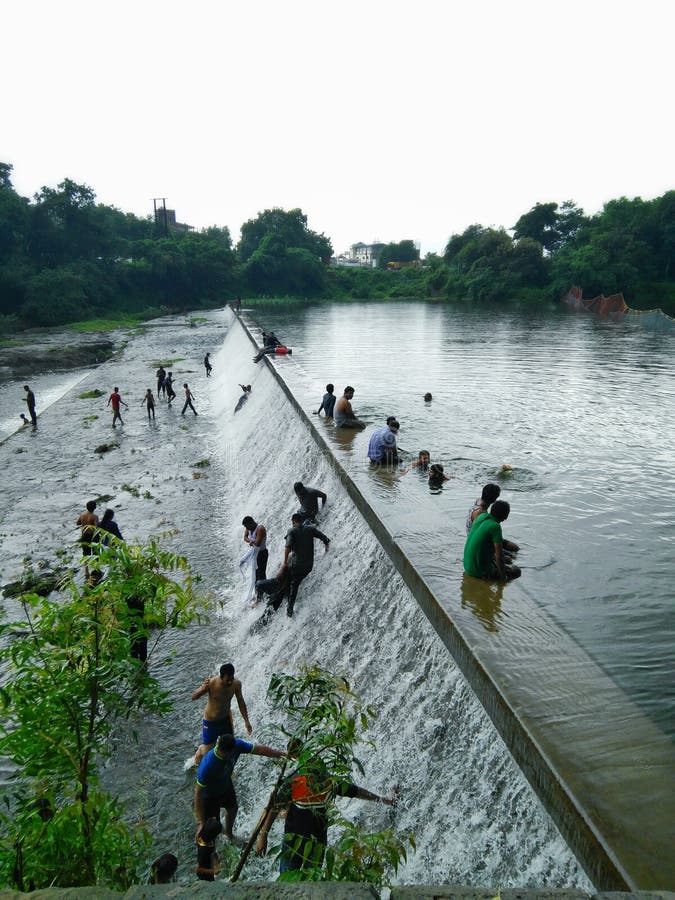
[0,332,117,374]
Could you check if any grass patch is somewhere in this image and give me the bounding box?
[192,459,211,468]
[187,316,208,327]
[142,490,154,500]
[151,358,185,368]
[82,415,99,427]
[120,483,140,498]
[95,494,115,505]
[67,310,161,332]
[79,389,105,399]
[94,442,118,455]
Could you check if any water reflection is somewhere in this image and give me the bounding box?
[461,573,506,633]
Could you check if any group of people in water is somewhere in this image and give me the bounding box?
[310,379,521,580]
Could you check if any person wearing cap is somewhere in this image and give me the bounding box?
[367,419,400,465]
[194,733,285,841]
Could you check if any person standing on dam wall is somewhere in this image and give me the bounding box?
[463,500,521,581]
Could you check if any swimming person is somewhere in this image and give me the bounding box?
[463,500,521,581]
[191,663,253,763]
[334,386,365,429]
[314,383,336,418]
[411,450,431,471]
[428,463,449,488]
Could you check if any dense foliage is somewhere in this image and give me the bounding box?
[430,194,675,311]
[0,537,206,890]
[1,159,673,329]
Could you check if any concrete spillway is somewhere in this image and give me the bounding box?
[227,311,673,891]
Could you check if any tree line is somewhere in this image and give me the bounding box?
[1,160,673,331]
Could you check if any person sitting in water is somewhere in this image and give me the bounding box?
[367,419,400,465]
[334,386,366,429]
[428,463,449,487]
[466,484,520,556]
[314,383,336,418]
[463,500,521,582]
[424,392,432,402]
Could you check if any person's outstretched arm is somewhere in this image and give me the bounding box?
[191,677,210,701]
[234,682,253,735]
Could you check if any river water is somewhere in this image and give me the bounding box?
[253,301,675,739]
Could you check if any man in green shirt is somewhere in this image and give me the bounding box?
[463,500,521,581]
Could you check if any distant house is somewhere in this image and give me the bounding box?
[349,242,385,267]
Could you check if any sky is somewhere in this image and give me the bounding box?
[2,0,673,256]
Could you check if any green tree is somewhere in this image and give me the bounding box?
[0,537,207,890]
[237,207,332,263]
[513,202,560,252]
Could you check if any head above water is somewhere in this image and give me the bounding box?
[343,386,354,397]
[424,392,433,402]
[86,500,97,513]
[101,508,115,525]
[242,516,256,530]
[429,463,444,477]
[326,383,334,393]
[481,483,501,504]
[113,387,119,392]
[490,499,510,522]
[388,419,400,432]
[219,663,235,680]
[293,482,304,495]
[418,450,430,463]
[23,384,30,392]
[291,513,304,525]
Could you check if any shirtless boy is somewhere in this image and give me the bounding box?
[334,386,366,429]
[191,663,252,763]
[76,500,99,578]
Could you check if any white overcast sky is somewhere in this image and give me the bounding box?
[2,0,673,255]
